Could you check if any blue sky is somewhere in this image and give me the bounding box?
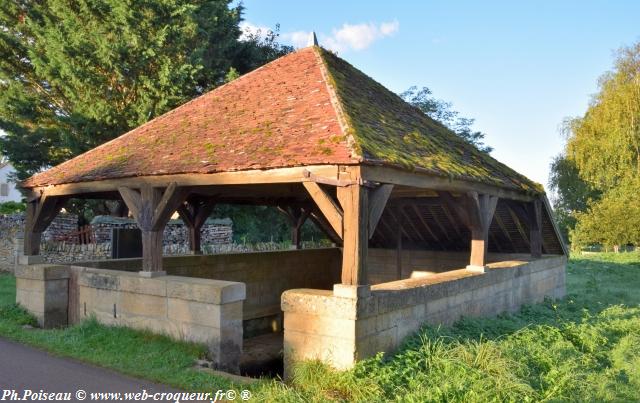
[238,1,640,190]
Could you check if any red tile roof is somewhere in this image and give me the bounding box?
[23,47,541,194]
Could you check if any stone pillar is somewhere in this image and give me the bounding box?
[15,264,70,328]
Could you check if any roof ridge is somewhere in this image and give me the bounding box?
[312,47,363,162]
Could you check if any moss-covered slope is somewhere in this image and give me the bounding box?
[317,47,543,194]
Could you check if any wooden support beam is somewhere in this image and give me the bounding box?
[528,199,543,258]
[439,191,498,269]
[309,210,342,245]
[303,182,343,239]
[337,184,368,285]
[118,183,188,272]
[368,184,393,238]
[277,205,312,249]
[24,194,67,256]
[466,192,499,268]
[177,197,216,254]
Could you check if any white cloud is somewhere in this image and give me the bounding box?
[282,30,314,49]
[323,20,399,53]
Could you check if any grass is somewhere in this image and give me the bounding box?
[254,253,640,402]
[1,252,640,401]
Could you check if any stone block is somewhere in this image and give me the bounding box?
[138,270,166,278]
[119,292,167,318]
[284,329,356,370]
[78,270,120,291]
[333,284,371,299]
[168,298,236,328]
[15,267,68,328]
[18,255,44,265]
[165,276,245,304]
[119,274,167,297]
[285,311,356,339]
[15,264,69,280]
[466,265,487,273]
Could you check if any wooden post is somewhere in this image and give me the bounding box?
[528,199,543,258]
[24,194,66,256]
[177,198,216,254]
[119,183,187,273]
[438,191,497,271]
[277,205,312,249]
[337,184,369,285]
[467,192,499,269]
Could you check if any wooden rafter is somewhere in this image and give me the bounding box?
[410,204,441,246]
[428,206,455,247]
[493,210,518,251]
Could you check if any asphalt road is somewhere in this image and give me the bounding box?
[0,338,209,402]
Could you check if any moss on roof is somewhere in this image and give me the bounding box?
[23,46,543,195]
[316,47,543,194]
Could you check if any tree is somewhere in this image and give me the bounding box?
[558,41,640,249]
[0,0,290,179]
[565,42,640,191]
[571,177,640,250]
[401,86,493,153]
[548,154,600,240]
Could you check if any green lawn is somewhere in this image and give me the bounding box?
[2,253,640,402]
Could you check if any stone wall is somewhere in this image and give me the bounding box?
[368,249,470,284]
[71,248,342,337]
[282,253,567,370]
[1,213,81,271]
[0,214,21,271]
[0,213,234,267]
[91,215,233,246]
[15,264,246,373]
[367,249,545,284]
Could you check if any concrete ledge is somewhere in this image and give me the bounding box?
[283,255,567,371]
[165,276,245,304]
[18,255,44,266]
[333,284,371,299]
[15,264,70,280]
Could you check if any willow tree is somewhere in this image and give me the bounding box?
[560,41,640,248]
[566,42,640,190]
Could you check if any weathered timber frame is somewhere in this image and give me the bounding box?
[118,183,188,273]
[177,197,217,254]
[23,194,67,256]
[20,163,567,281]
